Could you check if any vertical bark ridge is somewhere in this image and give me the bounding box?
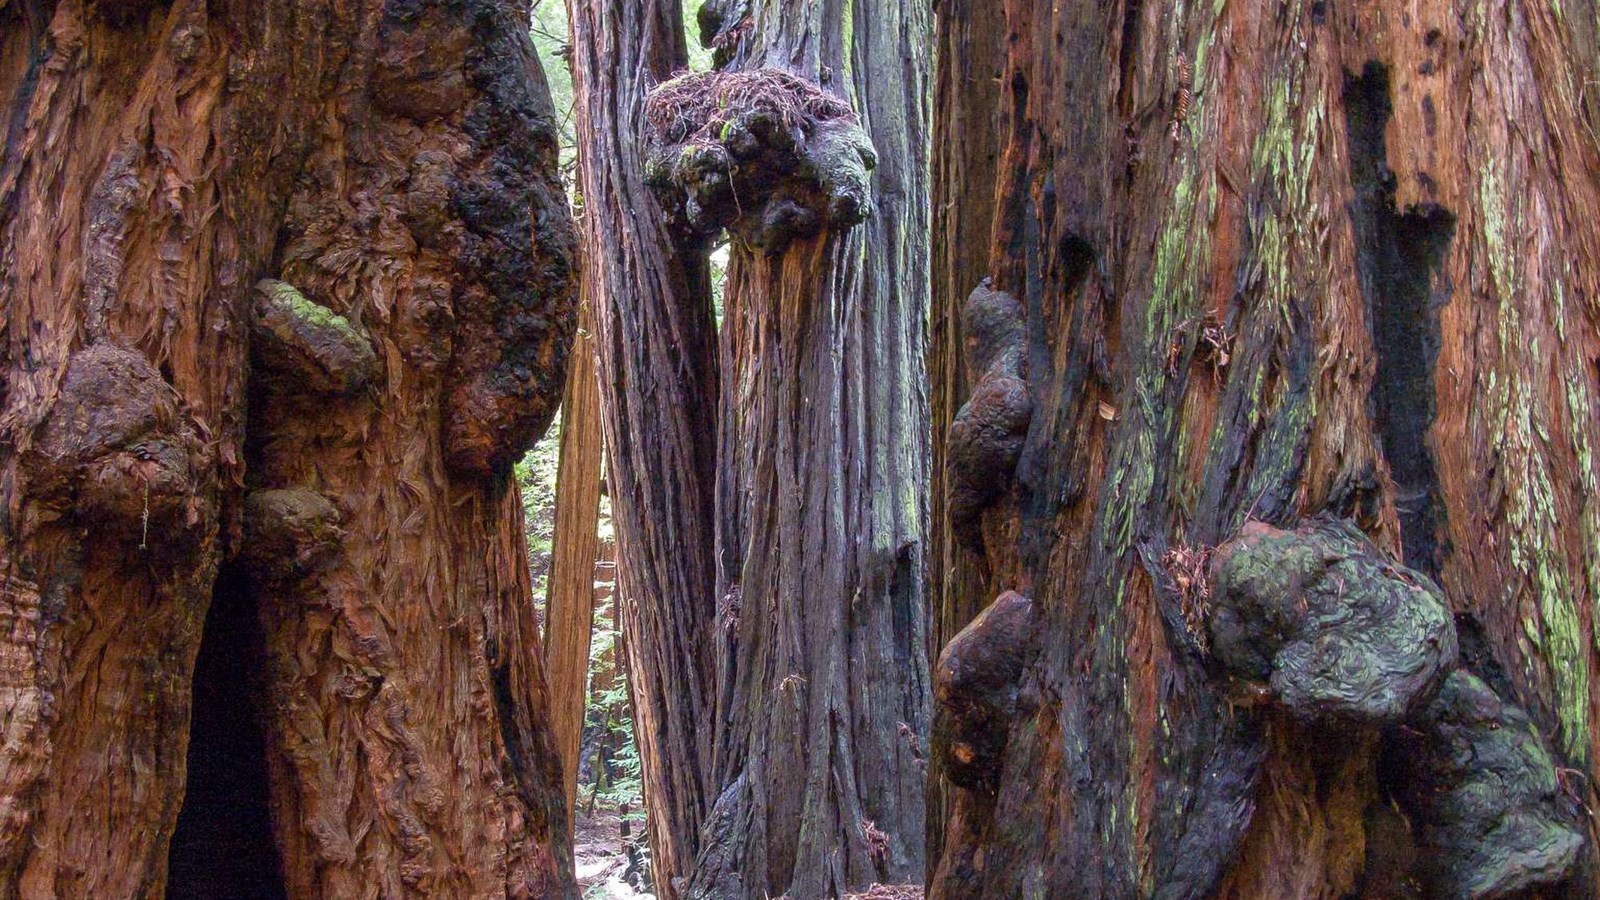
[680,0,931,895]
[0,2,580,896]
[241,2,578,894]
[926,0,1006,871]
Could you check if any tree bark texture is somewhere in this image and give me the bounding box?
[545,298,604,828]
[0,2,578,897]
[929,2,1600,898]
[686,2,933,897]
[565,1,720,895]
[570,0,932,895]
[925,0,1006,869]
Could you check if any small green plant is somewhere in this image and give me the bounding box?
[514,411,562,609]
[582,616,643,813]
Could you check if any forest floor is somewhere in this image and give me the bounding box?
[572,809,923,899]
[573,810,651,898]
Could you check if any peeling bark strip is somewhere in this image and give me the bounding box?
[929,0,1600,896]
[1,1,577,896]
[545,297,605,828]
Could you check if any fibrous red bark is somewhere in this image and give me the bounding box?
[569,0,932,896]
[0,2,579,896]
[565,1,720,892]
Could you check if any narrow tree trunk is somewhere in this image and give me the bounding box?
[0,2,577,896]
[565,3,720,894]
[929,2,1600,897]
[546,299,604,826]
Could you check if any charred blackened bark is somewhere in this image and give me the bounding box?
[929,1,1600,896]
[0,1,577,896]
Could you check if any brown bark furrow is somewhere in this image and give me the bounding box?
[926,0,1006,871]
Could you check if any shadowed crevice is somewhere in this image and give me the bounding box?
[167,567,286,900]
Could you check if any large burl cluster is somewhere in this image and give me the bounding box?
[947,280,1032,552]
[1209,519,1458,723]
[642,69,877,251]
[1209,519,1584,898]
[270,0,577,480]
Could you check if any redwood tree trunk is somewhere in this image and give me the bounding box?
[925,0,1006,869]
[689,2,932,895]
[569,0,932,895]
[929,2,1600,898]
[0,2,577,897]
[565,1,721,894]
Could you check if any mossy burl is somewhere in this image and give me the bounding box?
[1392,669,1585,899]
[1206,517,1583,894]
[252,279,378,396]
[642,69,877,251]
[1208,518,1457,722]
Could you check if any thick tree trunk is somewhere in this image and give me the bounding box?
[570,0,931,896]
[929,2,1600,898]
[545,299,604,826]
[686,3,932,897]
[0,2,577,897]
